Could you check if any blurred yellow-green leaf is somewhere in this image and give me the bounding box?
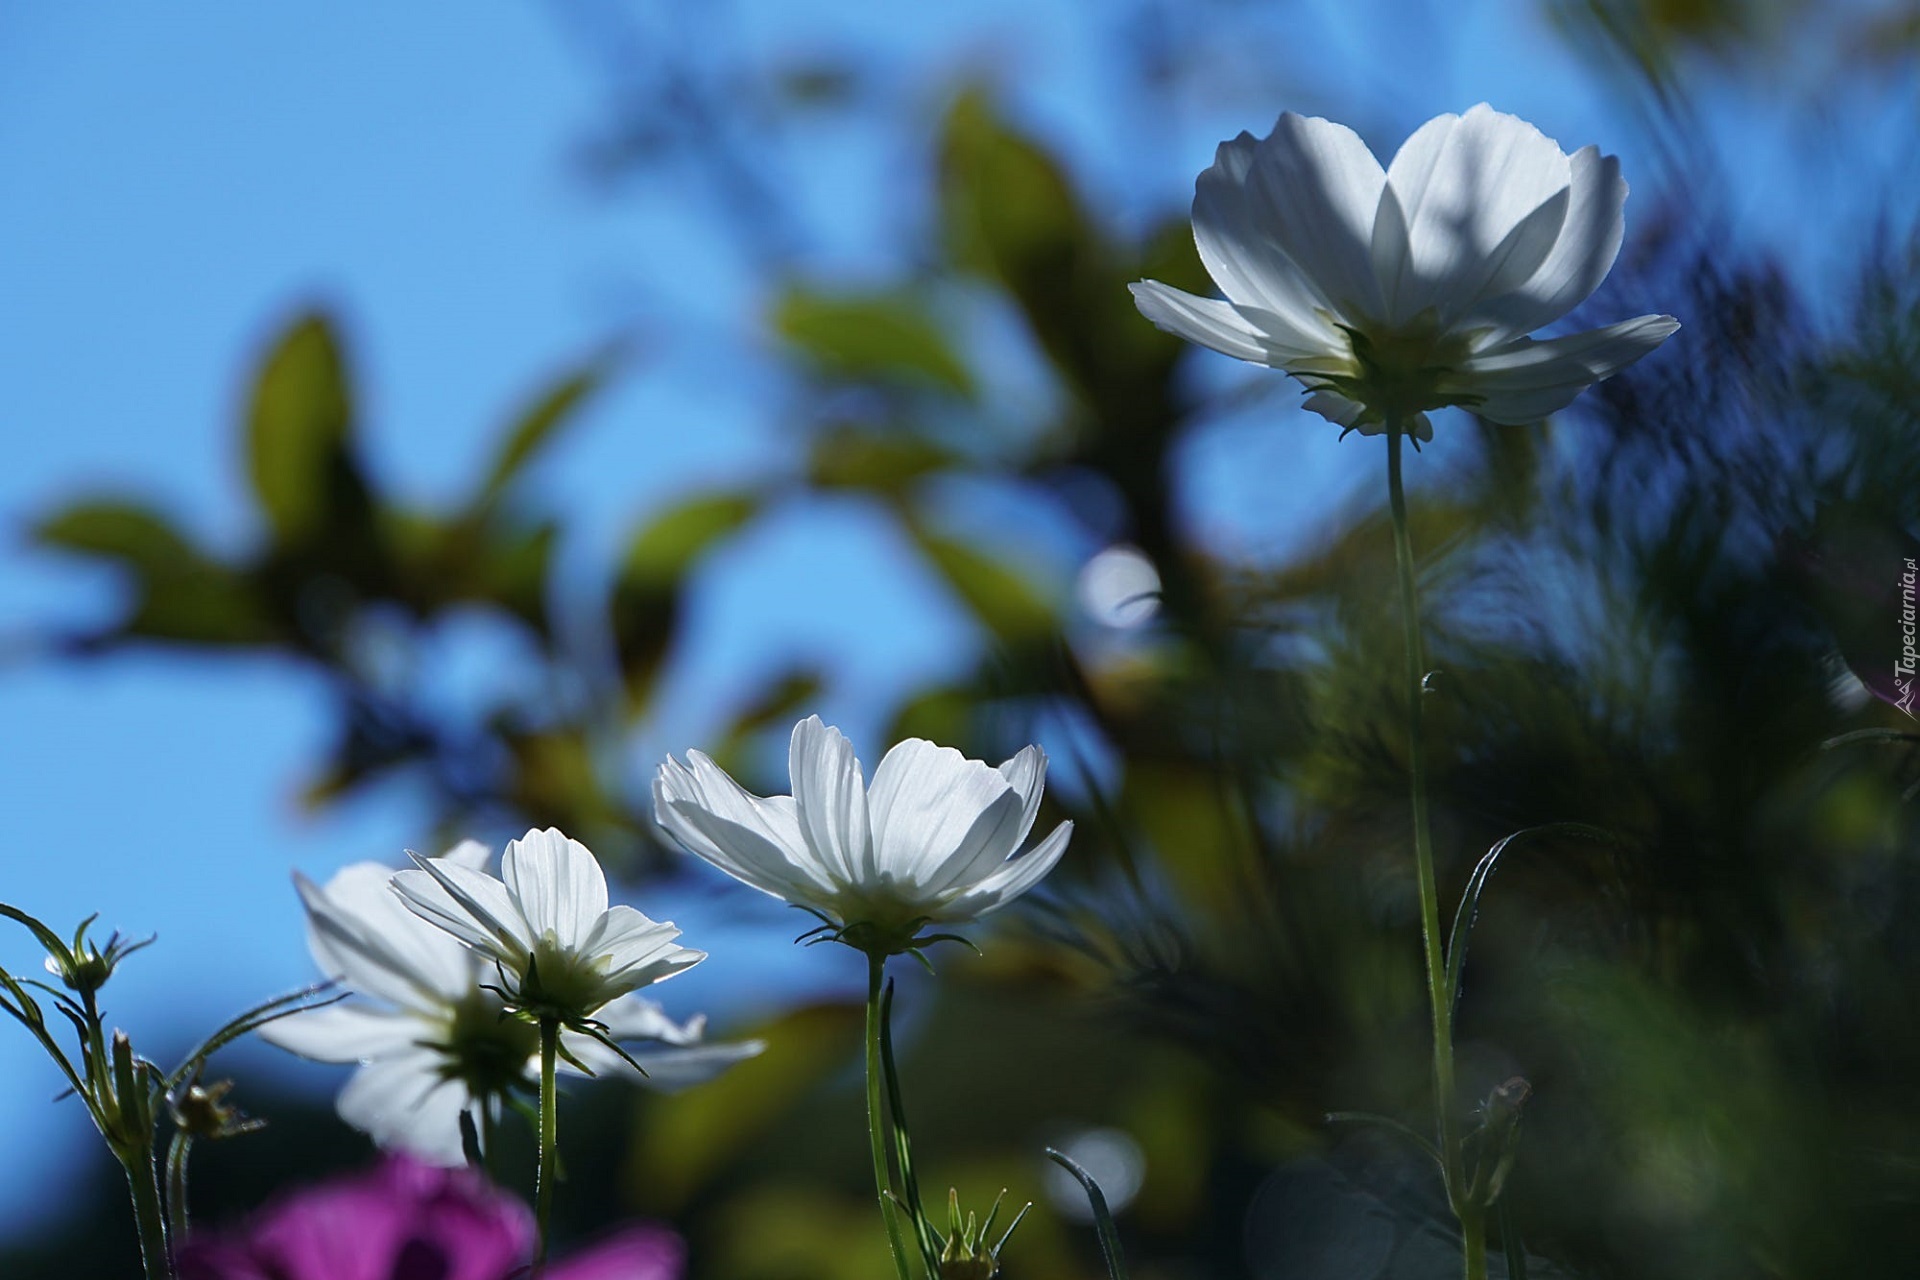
[772,287,973,398]
[246,311,359,546]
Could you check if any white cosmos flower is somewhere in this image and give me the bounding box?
[1131,103,1679,438]
[652,716,1072,953]
[392,827,705,1019]
[260,840,763,1165]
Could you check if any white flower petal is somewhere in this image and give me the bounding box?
[867,738,1017,887]
[1301,389,1368,429]
[256,1004,425,1064]
[1475,145,1627,342]
[503,828,609,950]
[441,838,493,874]
[1129,281,1274,365]
[1380,104,1572,327]
[1298,391,1432,441]
[1193,132,1345,349]
[296,864,475,1010]
[789,716,872,886]
[599,943,706,1002]
[335,1051,473,1166]
[561,1029,765,1088]
[919,788,1037,900]
[936,819,1074,922]
[581,905,691,980]
[592,995,706,1047]
[391,857,533,967]
[654,754,830,902]
[1248,112,1388,323]
[1455,314,1680,423]
[996,747,1048,853]
[619,1040,768,1091]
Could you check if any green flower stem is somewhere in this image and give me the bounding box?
[535,1016,559,1275]
[879,979,941,1275]
[1386,428,1480,1277]
[481,1098,502,1185]
[1462,1208,1489,1280]
[865,954,917,1280]
[164,1132,192,1245]
[122,1148,174,1280]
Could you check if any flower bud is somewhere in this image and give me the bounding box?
[169,1077,265,1141]
[42,925,153,998]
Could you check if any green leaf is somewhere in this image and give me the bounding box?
[772,287,973,398]
[33,501,277,646]
[621,493,760,589]
[808,428,957,493]
[611,493,760,711]
[478,349,620,503]
[33,502,198,576]
[939,88,1086,286]
[1444,823,1623,1015]
[905,521,1055,643]
[247,311,356,544]
[1044,1147,1131,1280]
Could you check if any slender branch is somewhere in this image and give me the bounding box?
[865,955,916,1280]
[534,1017,560,1275]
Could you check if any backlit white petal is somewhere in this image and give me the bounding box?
[297,864,473,1010]
[1193,133,1344,348]
[257,1004,424,1064]
[392,857,534,967]
[789,715,871,885]
[502,828,608,950]
[600,943,706,1002]
[1457,314,1680,423]
[335,1051,472,1166]
[653,754,826,896]
[593,996,706,1047]
[919,788,1032,899]
[1129,281,1275,364]
[618,1040,769,1090]
[1248,112,1388,323]
[1475,145,1627,341]
[937,819,1074,921]
[441,838,493,874]
[657,794,828,905]
[996,747,1047,853]
[1382,105,1572,325]
[867,738,1017,885]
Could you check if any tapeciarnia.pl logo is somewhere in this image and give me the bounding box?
[1897,557,1918,717]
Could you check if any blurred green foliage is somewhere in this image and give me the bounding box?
[12,1,1920,1277]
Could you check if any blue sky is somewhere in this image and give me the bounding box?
[1,0,1912,1241]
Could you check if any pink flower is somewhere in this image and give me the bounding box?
[177,1155,682,1280]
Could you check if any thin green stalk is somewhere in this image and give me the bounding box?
[879,979,941,1275]
[865,955,917,1280]
[1462,1208,1489,1280]
[122,1149,174,1280]
[1386,428,1480,1277]
[534,1016,559,1275]
[164,1132,192,1244]
[481,1097,502,1185]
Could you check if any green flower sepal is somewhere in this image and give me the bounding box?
[929,1187,1031,1280]
[791,906,982,971]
